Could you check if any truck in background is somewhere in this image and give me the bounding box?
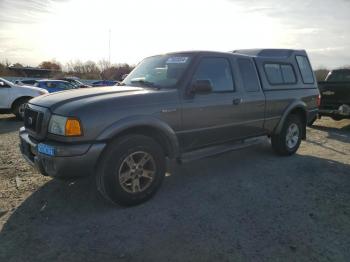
[317,69,350,122]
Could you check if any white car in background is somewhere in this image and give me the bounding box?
[0,78,48,120]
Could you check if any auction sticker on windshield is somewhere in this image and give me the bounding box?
[166,57,189,64]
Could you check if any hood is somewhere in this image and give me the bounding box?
[14,84,48,94]
[29,86,150,110]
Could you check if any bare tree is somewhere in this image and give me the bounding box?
[98,59,111,72]
[39,60,62,71]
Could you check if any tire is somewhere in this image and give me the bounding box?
[96,135,166,206]
[13,98,30,120]
[271,114,303,156]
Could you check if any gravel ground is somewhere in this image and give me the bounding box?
[0,114,349,262]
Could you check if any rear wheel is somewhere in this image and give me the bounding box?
[13,98,30,120]
[271,114,302,156]
[96,135,166,206]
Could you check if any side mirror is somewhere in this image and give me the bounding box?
[121,74,128,80]
[0,81,9,88]
[191,80,212,94]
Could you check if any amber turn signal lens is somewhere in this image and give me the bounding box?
[65,118,82,136]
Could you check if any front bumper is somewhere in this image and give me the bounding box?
[19,127,106,178]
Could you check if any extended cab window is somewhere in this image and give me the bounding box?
[238,58,260,92]
[264,63,296,85]
[296,56,314,84]
[193,57,234,92]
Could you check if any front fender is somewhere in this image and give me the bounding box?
[96,115,180,158]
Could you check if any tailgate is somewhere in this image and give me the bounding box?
[318,81,350,109]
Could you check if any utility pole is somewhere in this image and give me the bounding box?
[108,29,111,65]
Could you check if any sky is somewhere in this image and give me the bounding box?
[0,0,350,69]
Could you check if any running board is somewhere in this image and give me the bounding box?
[178,136,268,163]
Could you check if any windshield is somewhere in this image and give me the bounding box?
[326,70,350,82]
[123,54,192,88]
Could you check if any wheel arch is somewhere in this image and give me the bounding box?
[274,101,307,139]
[96,116,180,159]
[11,96,33,110]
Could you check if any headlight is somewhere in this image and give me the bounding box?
[48,115,82,136]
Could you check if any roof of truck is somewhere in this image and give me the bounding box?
[163,49,308,59]
[233,49,306,58]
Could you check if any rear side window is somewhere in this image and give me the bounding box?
[193,57,234,92]
[264,63,296,85]
[296,56,314,84]
[238,58,260,92]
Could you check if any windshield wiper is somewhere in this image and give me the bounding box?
[130,79,159,89]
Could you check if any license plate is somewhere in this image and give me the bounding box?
[38,143,55,156]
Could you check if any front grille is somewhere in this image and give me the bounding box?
[24,108,43,133]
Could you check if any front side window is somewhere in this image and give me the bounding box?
[192,57,234,92]
[123,54,192,88]
[296,56,314,84]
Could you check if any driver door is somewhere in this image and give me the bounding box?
[179,56,239,150]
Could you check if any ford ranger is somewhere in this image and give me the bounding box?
[19,49,319,206]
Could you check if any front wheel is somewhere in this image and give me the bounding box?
[13,98,30,120]
[271,114,302,156]
[96,135,166,206]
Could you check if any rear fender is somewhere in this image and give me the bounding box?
[274,100,307,139]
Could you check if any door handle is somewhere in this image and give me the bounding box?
[232,98,243,105]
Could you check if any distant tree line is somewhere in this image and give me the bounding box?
[0,59,135,80]
[1,59,349,82]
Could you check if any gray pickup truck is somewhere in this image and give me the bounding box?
[19,49,319,206]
